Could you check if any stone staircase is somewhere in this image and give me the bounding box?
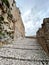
[0,38,49,65]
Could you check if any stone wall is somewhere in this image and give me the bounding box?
[8,0,25,40]
[36,18,49,55]
[0,0,25,43]
[0,0,13,44]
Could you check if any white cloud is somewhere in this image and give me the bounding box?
[23,10,31,17]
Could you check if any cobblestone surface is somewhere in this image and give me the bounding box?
[0,38,49,65]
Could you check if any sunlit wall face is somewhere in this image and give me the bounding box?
[15,0,49,36]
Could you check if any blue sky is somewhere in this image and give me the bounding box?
[15,0,49,36]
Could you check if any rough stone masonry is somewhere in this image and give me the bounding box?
[0,0,25,44]
[36,18,49,55]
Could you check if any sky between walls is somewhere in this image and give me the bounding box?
[15,0,49,36]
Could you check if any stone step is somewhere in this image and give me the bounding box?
[0,58,49,65]
[0,48,48,60]
[10,39,40,46]
[0,38,49,65]
[2,44,43,50]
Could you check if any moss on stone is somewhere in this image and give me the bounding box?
[0,16,4,21]
[2,0,10,8]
